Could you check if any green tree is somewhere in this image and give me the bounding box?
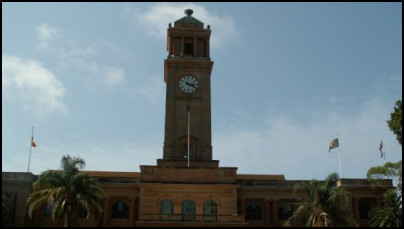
[368,189,402,227]
[367,160,402,193]
[2,194,9,226]
[285,173,357,227]
[27,155,104,227]
[387,100,402,146]
[366,100,402,227]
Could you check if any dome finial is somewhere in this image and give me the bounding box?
[185,9,193,17]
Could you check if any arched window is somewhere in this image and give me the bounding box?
[182,199,196,221]
[159,199,174,221]
[246,202,262,220]
[203,200,217,215]
[203,200,217,222]
[111,200,129,218]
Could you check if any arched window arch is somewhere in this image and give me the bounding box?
[159,199,174,220]
[246,202,262,220]
[203,200,217,215]
[182,199,196,221]
[111,200,129,218]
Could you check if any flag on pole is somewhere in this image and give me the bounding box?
[379,140,383,158]
[31,136,36,147]
[329,138,339,153]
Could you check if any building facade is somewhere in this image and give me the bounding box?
[2,9,392,227]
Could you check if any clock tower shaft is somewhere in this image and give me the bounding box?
[158,9,217,168]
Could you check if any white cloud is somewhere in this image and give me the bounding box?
[35,23,128,88]
[102,67,126,87]
[24,139,161,174]
[57,44,127,88]
[2,54,67,115]
[125,3,239,49]
[100,67,125,87]
[214,98,401,180]
[138,76,165,104]
[36,23,61,49]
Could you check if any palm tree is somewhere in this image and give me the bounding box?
[368,189,402,227]
[285,172,357,227]
[2,194,9,226]
[27,155,104,227]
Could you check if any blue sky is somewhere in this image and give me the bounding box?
[2,3,402,180]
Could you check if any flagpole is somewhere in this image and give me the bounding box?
[381,138,387,179]
[27,126,34,172]
[337,135,343,179]
[382,138,386,165]
[338,146,343,179]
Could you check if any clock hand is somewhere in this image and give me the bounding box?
[185,82,197,89]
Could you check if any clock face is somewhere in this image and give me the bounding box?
[179,75,199,94]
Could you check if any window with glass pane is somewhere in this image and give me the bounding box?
[111,200,129,218]
[159,199,174,221]
[203,200,217,215]
[278,202,296,221]
[203,200,217,222]
[246,202,262,220]
[182,200,196,221]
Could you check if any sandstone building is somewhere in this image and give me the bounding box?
[2,9,391,227]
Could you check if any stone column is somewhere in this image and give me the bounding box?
[353,198,360,222]
[181,37,184,56]
[240,199,246,219]
[193,37,197,57]
[206,39,210,58]
[271,200,278,227]
[129,197,135,226]
[103,197,111,227]
[264,199,271,226]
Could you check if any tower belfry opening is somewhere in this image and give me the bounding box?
[167,9,210,60]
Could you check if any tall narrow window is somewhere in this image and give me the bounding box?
[203,200,217,222]
[182,200,196,221]
[184,43,194,56]
[203,200,217,215]
[246,202,262,220]
[278,202,296,221]
[159,199,174,221]
[111,200,129,218]
[180,137,196,160]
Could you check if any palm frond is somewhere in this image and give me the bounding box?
[26,154,105,226]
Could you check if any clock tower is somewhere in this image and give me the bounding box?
[157,9,218,168]
[138,10,238,223]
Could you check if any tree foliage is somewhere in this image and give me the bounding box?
[2,194,9,226]
[367,160,402,193]
[368,189,402,227]
[27,155,104,227]
[387,100,402,146]
[285,172,357,227]
[366,100,402,227]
